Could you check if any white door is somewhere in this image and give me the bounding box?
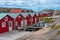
[9,21,12,31]
[21,20,27,27]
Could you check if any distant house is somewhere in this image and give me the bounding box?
[0,8,10,13]
[26,10,34,13]
[0,14,14,34]
[10,8,23,13]
[40,9,54,17]
[0,8,35,13]
[54,10,60,15]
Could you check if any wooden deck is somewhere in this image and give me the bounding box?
[22,26,43,31]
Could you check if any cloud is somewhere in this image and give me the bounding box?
[0,0,60,12]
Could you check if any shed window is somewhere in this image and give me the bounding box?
[5,17,8,21]
[2,22,6,27]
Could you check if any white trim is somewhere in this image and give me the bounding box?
[9,21,12,27]
[2,22,6,27]
[8,21,12,31]
[21,19,27,27]
[5,17,8,21]
[35,17,37,23]
[15,21,18,26]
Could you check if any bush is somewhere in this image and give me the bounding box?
[54,25,60,29]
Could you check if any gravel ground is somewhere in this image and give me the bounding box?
[16,27,51,40]
[0,30,31,40]
[1,28,60,40]
[16,28,60,40]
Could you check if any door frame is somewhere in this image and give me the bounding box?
[21,19,27,27]
[8,21,12,31]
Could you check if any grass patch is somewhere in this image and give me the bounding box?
[56,30,60,35]
[51,24,56,29]
[54,25,60,29]
[51,24,60,29]
[49,29,60,40]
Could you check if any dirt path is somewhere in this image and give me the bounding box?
[24,27,51,40]
[25,28,60,40]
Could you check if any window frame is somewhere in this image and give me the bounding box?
[2,22,6,27]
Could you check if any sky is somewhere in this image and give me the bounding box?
[0,0,60,12]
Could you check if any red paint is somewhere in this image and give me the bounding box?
[38,13,41,22]
[26,14,32,26]
[38,13,41,17]
[36,16,39,22]
[15,14,24,29]
[32,14,37,24]
[49,13,53,16]
[0,15,14,34]
[42,14,48,17]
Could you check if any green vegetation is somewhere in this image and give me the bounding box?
[53,25,60,29]
[55,14,60,15]
[40,17,60,40]
[40,17,52,23]
[49,29,60,40]
[49,25,60,40]
[56,30,60,35]
[51,24,56,29]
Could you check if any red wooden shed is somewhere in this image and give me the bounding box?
[15,14,24,29]
[30,13,35,25]
[21,13,31,26]
[42,14,48,17]
[36,13,40,22]
[41,12,49,17]
[8,13,20,30]
[26,14,32,26]
[32,13,37,24]
[0,13,14,34]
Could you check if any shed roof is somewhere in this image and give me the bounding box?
[29,13,34,17]
[36,13,39,16]
[0,13,7,19]
[54,10,60,15]
[21,13,28,17]
[7,13,20,19]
